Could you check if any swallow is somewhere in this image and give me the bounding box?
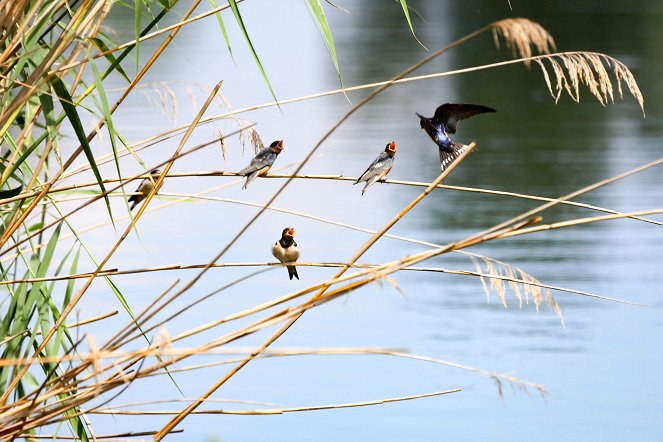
[272,227,300,280]
[416,103,495,171]
[238,140,284,189]
[354,141,396,195]
[128,169,161,210]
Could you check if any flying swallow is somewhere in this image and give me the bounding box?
[128,169,161,210]
[239,140,284,189]
[416,103,495,171]
[272,227,300,280]
[354,141,396,195]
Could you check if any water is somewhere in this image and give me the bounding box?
[56,1,663,440]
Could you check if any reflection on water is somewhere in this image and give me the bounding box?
[80,1,663,440]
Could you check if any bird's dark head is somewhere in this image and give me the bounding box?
[282,227,295,238]
[150,169,161,176]
[384,141,397,156]
[270,140,284,154]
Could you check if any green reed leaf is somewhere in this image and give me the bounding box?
[227,0,278,104]
[49,76,114,222]
[307,0,344,88]
[399,0,427,50]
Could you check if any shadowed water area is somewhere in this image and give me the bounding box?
[68,1,663,440]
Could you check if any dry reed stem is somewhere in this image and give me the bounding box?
[0,261,630,305]
[15,172,662,228]
[88,389,461,415]
[0,342,543,428]
[129,347,546,395]
[12,377,458,428]
[0,311,118,345]
[498,208,663,238]
[11,173,662,229]
[18,429,183,440]
[464,157,663,248]
[99,397,283,410]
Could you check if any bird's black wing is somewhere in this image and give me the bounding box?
[356,152,389,183]
[239,147,275,175]
[432,103,496,134]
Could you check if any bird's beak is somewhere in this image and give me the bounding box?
[287,228,295,236]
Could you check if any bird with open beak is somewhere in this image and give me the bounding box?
[128,169,161,211]
[239,140,284,189]
[416,103,495,171]
[271,227,300,280]
[354,141,396,195]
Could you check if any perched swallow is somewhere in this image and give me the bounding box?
[239,140,284,189]
[416,103,495,171]
[272,227,300,280]
[128,169,161,211]
[354,141,396,195]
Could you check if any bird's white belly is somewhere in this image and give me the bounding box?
[284,245,300,263]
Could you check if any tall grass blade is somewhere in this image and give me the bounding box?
[306,0,343,87]
[208,0,235,62]
[89,37,131,83]
[37,91,60,166]
[134,0,142,72]
[0,171,23,199]
[87,50,126,217]
[399,0,427,49]
[227,0,278,104]
[49,76,113,222]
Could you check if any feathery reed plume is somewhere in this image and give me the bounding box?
[534,52,645,114]
[218,129,228,160]
[237,122,264,155]
[139,82,179,122]
[153,327,174,362]
[492,18,556,61]
[471,257,564,325]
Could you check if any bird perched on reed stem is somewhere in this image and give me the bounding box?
[128,169,161,210]
[416,103,495,171]
[271,227,300,280]
[239,140,284,189]
[354,141,396,195]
